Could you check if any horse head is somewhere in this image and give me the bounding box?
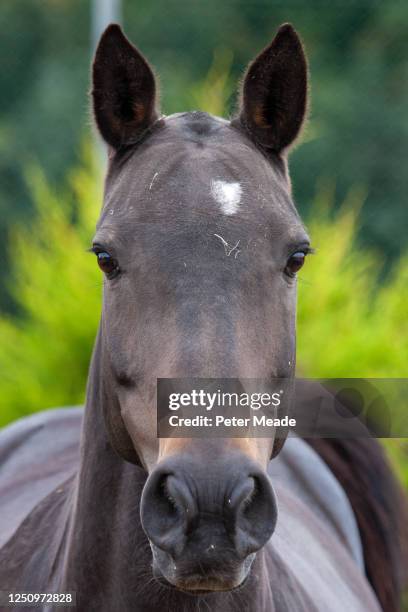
[91,23,309,593]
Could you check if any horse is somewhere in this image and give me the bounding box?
[0,23,406,612]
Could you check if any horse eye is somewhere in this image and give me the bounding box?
[284,251,306,277]
[96,251,119,278]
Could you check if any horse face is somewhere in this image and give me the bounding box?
[91,24,309,592]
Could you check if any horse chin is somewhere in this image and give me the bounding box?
[151,546,255,594]
[155,573,250,595]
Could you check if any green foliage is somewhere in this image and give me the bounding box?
[297,180,408,377]
[382,439,408,491]
[295,180,408,495]
[0,145,101,426]
[187,48,234,117]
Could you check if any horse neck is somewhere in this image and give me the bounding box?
[60,329,146,599]
[60,329,272,611]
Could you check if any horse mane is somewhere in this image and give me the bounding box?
[306,437,408,612]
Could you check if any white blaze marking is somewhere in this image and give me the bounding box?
[211,180,242,215]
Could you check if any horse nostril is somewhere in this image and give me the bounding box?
[166,474,200,535]
[230,472,277,559]
[140,469,196,557]
[224,476,256,531]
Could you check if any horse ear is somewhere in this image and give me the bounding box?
[237,24,308,153]
[92,24,159,149]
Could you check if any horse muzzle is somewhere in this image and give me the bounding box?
[140,450,277,592]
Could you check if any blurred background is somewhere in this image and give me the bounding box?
[0,2,407,496]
